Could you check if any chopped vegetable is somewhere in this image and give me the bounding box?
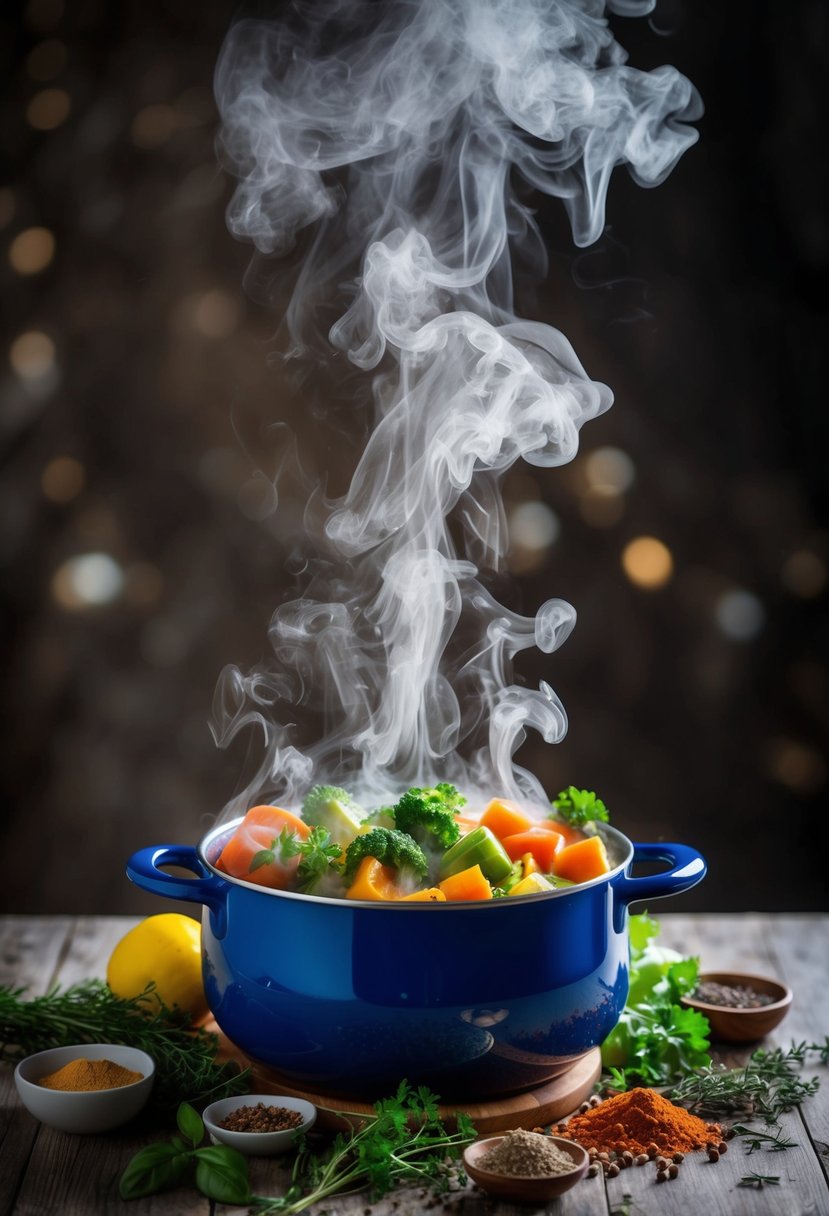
[439,863,493,901]
[217,806,311,889]
[508,872,556,896]
[502,828,565,871]
[438,825,513,885]
[553,835,610,883]
[392,784,464,850]
[301,785,365,845]
[479,798,533,839]
[342,827,428,886]
[551,786,609,828]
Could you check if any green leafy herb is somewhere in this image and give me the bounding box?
[731,1125,797,1153]
[0,981,249,1112]
[666,1042,823,1122]
[737,1172,780,1189]
[295,826,342,892]
[551,786,609,827]
[249,827,303,873]
[601,914,710,1088]
[254,1080,475,1214]
[120,1103,251,1204]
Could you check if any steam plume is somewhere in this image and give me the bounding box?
[212,0,700,813]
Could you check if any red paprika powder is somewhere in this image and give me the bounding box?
[560,1088,720,1156]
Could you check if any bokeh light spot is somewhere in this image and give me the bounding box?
[27,87,71,130]
[41,455,85,503]
[621,536,673,589]
[765,737,826,794]
[715,589,764,641]
[781,550,826,599]
[52,553,124,610]
[585,446,635,494]
[9,330,56,380]
[24,0,64,30]
[192,289,241,338]
[131,104,180,149]
[509,501,559,550]
[580,485,625,527]
[26,39,67,81]
[238,474,278,521]
[9,226,56,274]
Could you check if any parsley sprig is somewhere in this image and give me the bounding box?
[256,1080,476,1214]
[552,786,609,827]
[249,826,341,892]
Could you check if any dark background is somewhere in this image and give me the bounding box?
[1,0,826,915]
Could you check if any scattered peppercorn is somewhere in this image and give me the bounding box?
[656,1169,669,1183]
[655,1155,668,1169]
[707,1148,720,1163]
[672,1152,684,1164]
[622,1150,634,1165]
[579,1101,590,1113]
[607,1162,620,1178]
[587,1163,600,1178]
[218,1102,304,1133]
[718,1141,728,1155]
[647,1143,659,1159]
[667,1163,679,1179]
[635,1153,648,1166]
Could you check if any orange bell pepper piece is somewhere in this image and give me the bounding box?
[501,829,565,872]
[479,798,534,840]
[439,863,493,901]
[553,835,611,884]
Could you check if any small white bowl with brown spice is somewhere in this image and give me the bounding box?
[14,1043,155,1134]
[202,1094,316,1156]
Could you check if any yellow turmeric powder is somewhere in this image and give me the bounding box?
[38,1057,143,1092]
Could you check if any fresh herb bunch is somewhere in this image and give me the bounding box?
[120,1102,251,1204]
[0,981,249,1111]
[666,1042,824,1122]
[601,913,710,1089]
[256,1080,476,1214]
[250,826,342,892]
[552,786,609,827]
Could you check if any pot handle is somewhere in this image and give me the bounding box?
[127,845,228,936]
[614,841,706,923]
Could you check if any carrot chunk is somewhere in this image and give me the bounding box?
[539,818,587,846]
[479,798,534,839]
[217,805,310,889]
[439,863,493,901]
[501,829,565,871]
[553,835,611,884]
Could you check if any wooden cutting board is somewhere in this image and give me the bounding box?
[210,1018,601,1133]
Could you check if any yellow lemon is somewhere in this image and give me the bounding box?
[106,913,208,1020]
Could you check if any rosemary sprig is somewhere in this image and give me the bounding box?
[731,1124,797,1153]
[738,1172,780,1189]
[666,1042,823,1122]
[0,980,249,1111]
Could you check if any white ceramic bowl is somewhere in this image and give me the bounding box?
[202,1094,316,1156]
[14,1043,155,1134]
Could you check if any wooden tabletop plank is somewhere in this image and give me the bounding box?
[3,915,828,1216]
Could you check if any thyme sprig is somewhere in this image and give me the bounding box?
[0,980,249,1111]
[731,1125,797,1153]
[666,1042,824,1122]
[738,1172,780,1188]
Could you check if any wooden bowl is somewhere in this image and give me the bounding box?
[463,1134,589,1202]
[680,971,792,1043]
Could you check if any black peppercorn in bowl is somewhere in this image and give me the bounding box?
[680,972,792,1043]
[202,1094,317,1156]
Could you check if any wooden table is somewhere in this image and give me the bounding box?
[1,914,828,1215]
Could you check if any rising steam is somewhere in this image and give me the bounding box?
[212,0,700,814]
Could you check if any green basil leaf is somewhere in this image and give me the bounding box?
[176,1101,204,1147]
[119,1142,193,1200]
[193,1145,251,1204]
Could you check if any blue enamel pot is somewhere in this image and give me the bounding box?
[127,822,704,1099]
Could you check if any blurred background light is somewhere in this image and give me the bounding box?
[41,455,85,503]
[781,549,826,598]
[714,589,765,641]
[621,535,673,589]
[0,190,17,229]
[51,553,124,610]
[585,446,635,494]
[509,500,560,573]
[8,227,56,275]
[9,330,56,381]
[765,737,826,794]
[26,38,67,80]
[27,87,71,130]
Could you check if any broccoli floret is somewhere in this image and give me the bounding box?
[392,783,465,850]
[301,785,365,845]
[342,828,428,887]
